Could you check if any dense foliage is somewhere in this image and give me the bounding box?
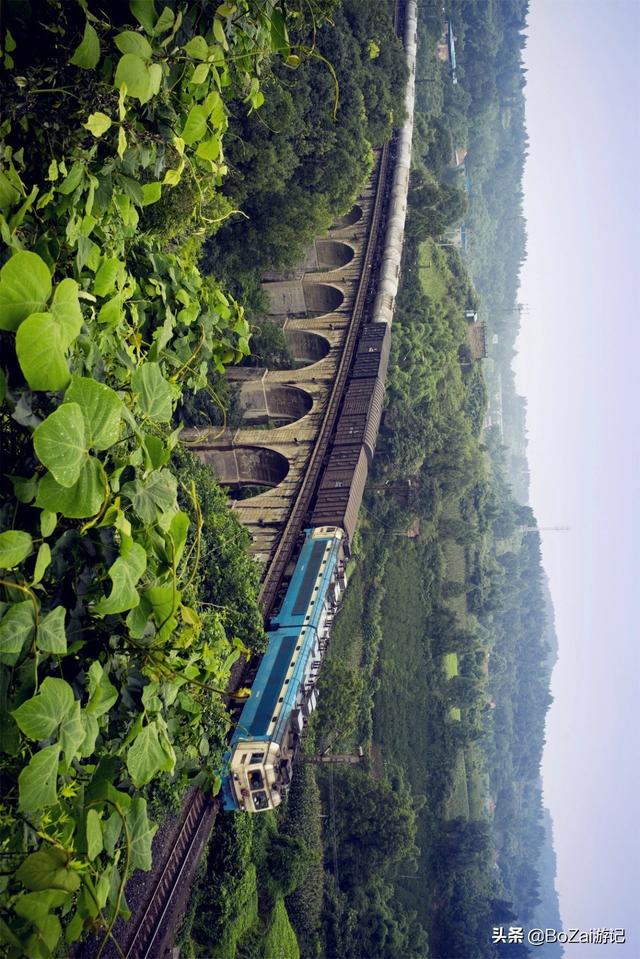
[0,0,329,953]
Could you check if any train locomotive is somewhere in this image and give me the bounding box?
[222,0,417,813]
[222,527,347,812]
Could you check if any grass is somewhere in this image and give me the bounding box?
[263,899,300,959]
[443,652,459,680]
[418,239,450,304]
[443,750,470,821]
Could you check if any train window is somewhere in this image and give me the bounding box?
[284,679,290,684]
[296,645,301,651]
[272,716,277,723]
[248,770,264,790]
[279,697,284,703]
[252,791,269,811]
[250,752,264,764]
[240,753,248,764]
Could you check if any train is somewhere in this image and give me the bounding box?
[222,0,417,812]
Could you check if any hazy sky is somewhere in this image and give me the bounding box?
[516,0,639,953]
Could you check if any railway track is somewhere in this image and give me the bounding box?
[116,9,407,954]
[258,142,392,615]
[122,792,215,959]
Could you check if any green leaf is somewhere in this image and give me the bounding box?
[12,676,75,740]
[86,809,103,861]
[121,469,177,523]
[0,530,32,569]
[126,797,157,870]
[196,136,221,162]
[181,104,208,145]
[37,607,67,654]
[16,845,80,892]
[118,125,128,159]
[103,811,122,857]
[40,510,57,538]
[59,161,84,196]
[87,662,118,716]
[93,257,123,297]
[60,700,86,766]
[15,312,71,392]
[270,8,289,52]
[115,53,152,103]
[153,5,175,35]
[50,278,83,346]
[132,362,173,422]
[169,510,189,563]
[0,251,51,332]
[130,0,157,34]
[0,601,35,666]
[36,456,106,519]
[32,543,52,586]
[190,62,209,85]
[94,539,147,616]
[64,376,123,451]
[213,17,228,50]
[80,714,99,758]
[18,744,61,812]
[185,35,209,60]
[126,720,174,786]
[149,62,163,96]
[141,181,162,206]
[33,404,87,487]
[70,21,100,69]
[84,112,112,137]
[98,294,124,328]
[114,31,152,59]
[14,890,68,925]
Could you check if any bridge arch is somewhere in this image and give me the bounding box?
[239,383,313,427]
[198,445,289,495]
[331,204,363,229]
[283,329,331,366]
[301,282,344,314]
[313,240,355,272]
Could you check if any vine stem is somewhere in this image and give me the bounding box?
[95,800,130,959]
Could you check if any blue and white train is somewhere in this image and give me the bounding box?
[222,527,346,812]
[222,0,417,813]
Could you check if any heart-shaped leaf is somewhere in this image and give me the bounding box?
[0,252,51,332]
[16,846,80,893]
[0,531,32,569]
[36,456,106,519]
[70,21,100,69]
[16,313,71,392]
[12,676,75,740]
[18,745,61,812]
[132,363,173,422]
[115,53,152,103]
[126,720,175,786]
[84,112,112,137]
[94,539,147,616]
[181,104,208,145]
[64,376,123,451]
[33,404,87,487]
[50,278,83,347]
[114,31,152,60]
[0,601,35,666]
[37,607,67,654]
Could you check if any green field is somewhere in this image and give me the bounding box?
[443,652,459,679]
[444,750,470,820]
[418,239,451,304]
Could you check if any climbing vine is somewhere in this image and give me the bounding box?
[0,1,324,954]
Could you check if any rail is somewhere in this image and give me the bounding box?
[258,143,392,615]
[123,792,214,959]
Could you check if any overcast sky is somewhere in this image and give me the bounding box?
[516,0,639,952]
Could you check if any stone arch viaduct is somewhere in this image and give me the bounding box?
[182,187,377,565]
